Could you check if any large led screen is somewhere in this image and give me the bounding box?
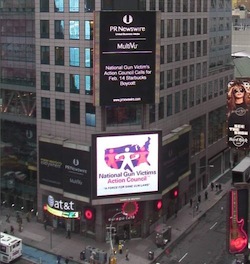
[94,11,160,106]
[227,80,250,149]
[92,131,161,199]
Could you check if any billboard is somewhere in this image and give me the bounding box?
[92,131,161,204]
[227,80,250,149]
[94,11,160,106]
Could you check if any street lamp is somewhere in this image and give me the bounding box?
[196,164,214,196]
[109,211,127,256]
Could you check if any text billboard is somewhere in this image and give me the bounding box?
[92,131,162,203]
[94,11,160,106]
[227,80,250,149]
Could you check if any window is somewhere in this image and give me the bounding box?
[190,19,195,35]
[203,18,207,34]
[189,64,194,81]
[160,46,165,64]
[190,41,195,58]
[85,48,93,68]
[202,62,207,77]
[175,92,180,113]
[182,89,188,110]
[55,20,64,39]
[167,45,172,63]
[158,97,164,119]
[182,42,188,60]
[41,46,50,64]
[190,115,206,154]
[197,0,201,11]
[85,21,93,40]
[183,0,188,12]
[70,74,80,93]
[85,0,95,12]
[183,19,188,36]
[40,20,49,38]
[175,19,180,37]
[196,85,201,105]
[69,0,79,12]
[203,0,208,11]
[219,78,224,95]
[40,0,49,12]
[159,0,164,12]
[189,87,194,107]
[160,71,164,90]
[41,72,50,90]
[167,69,172,88]
[149,0,156,10]
[149,104,156,123]
[85,75,93,95]
[175,43,181,61]
[167,19,173,37]
[167,0,173,12]
[197,41,201,57]
[190,0,195,12]
[214,79,218,97]
[54,0,64,12]
[86,103,96,126]
[202,83,207,102]
[175,0,180,12]
[55,47,64,66]
[196,63,201,79]
[55,73,64,92]
[70,47,80,66]
[160,20,165,38]
[41,97,50,119]
[69,21,79,39]
[70,101,80,124]
[208,81,213,100]
[197,19,201,34]
[167,95,173,116]
[175,68,180,86]
[182,66,188,83]
[55,99,65,122]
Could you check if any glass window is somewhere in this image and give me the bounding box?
[69,0,79,12]
[208,81,213,100]
[160,20,165,38]
[55,47,64,66]
[196,63,201,79]
[149,104,156,123]
[183,43,188,60]
[189,87,194,107]
[160,71,164,90]
[41,46,50,64]
[182,89,188,110]
[70,47,80,66]
[41,97,50,119]
[182,66,188,83]
[70,101,80,124]
[167,45,172,63]
[54,0,64,12]
[190,0,195,12]
[175,0,180,12]
[214,79,218,97]
[167,69,172,88]
[85,48,93,68]
[197,0,201,11]
[159,0,164,12]
[160,46,165,64]
[70,74,80,93]
[55,20,64,39]
[190,19,195,35]
[167,95,173,116]
[203,40,207,56]
[85,0,95,12]
[158,97,164,120]
[175,19,180,37]
[175,68,180,85]
[40,20,49,38]
[86,103,96,126]
[69,21,80,39]
[40,0,49,12]
[183,19,188,36]
[203,18,207,34]
[203,0,208,11]
[106,105,141,126]
[189,64,194,81]
[202,83,207,102]
[183,0,188,12]
[175,44,180,61]
[197,41,201,57]
[41,72,50,90]
[55,99,65,122]
[190,41,195,58]
[167,0,173,12]
[197,19,201,34]
[175,91,180,113]
[196,85,201,105]
[85,21,93,40]
[55,73,64,92]
[85,75,93,95]
[167,19,173,37]
[149,0,155,10]
[190,115,206,155]
[202,62,207,77]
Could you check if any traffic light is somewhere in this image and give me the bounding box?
[154,200,163,211]
[170,187,179,199]
[83,207,95,221]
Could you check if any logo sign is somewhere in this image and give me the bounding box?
[47,195,75,211]
[95,11,160,106]
[94,131,160,197]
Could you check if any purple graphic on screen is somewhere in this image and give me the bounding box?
[104,137,151,172]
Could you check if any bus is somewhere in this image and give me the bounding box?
[232,156,250,184]
[0,232,22,263]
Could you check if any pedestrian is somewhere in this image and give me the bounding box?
[211,182,214,191]
[57,255,61,264]
[65,257,69,264]
[125,248,129,261]
[215,183,218,191]
[26,212,30,222]
[118,242,123,254]
[221,206,224,213]
[205,190,208,200]
[6,214,10,223]
[10,225,14,235]
[189,198,193,207]
[198,194,201,203]
[196,202,199,211]
[218,183,222,191]
[66,228,71,239]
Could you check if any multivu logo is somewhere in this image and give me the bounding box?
[104,137,151,172]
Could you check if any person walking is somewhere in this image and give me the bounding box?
[205,190,208,200]
[198,194,201,203]
[189,198,193,207]
[10,225,14,235]
[125,248,129,261]
[211,182,214,191]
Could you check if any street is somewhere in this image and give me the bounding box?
[157,194,236,264]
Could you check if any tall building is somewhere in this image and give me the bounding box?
[1,0,233,242]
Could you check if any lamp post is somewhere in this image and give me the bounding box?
[109,211,127,256]
[196,164,214,196]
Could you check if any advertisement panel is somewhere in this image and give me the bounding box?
[94,11,160,106]
[63,147,91,196]
[39,141,63,188]
[227,80,250,149]
[92,131,161,202]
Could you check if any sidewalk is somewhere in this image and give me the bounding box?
[0,172,232,264]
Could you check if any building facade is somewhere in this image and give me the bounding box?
[1,0,234,242]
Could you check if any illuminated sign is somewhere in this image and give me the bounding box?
[47,195,75,211]
[46,204,79,219]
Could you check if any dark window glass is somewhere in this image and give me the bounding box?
[70,101,80,124]
[167,95,172,116]
[55,20,64,39]
[86,103,96,126]
[55,47,64,66]
[41,97,50,119]
[167,0,173,12]
[70,74,80,93]
[55,73,64,92]
[160,71,164,90]
[85,0,95,12]
[158,97,164,119]
[159,0,164,12]
[55,99,65,122]
[40,0,49,12]
[40,20,49,38]
[41,72,50,90]
[41,46,50,64]
[160,46,164,64]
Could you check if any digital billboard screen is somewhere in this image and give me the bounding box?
[92,131,161,201]
[227,80,250,149]
[94,11,160,106]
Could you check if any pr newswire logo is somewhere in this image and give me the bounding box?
[104,137,151,172]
